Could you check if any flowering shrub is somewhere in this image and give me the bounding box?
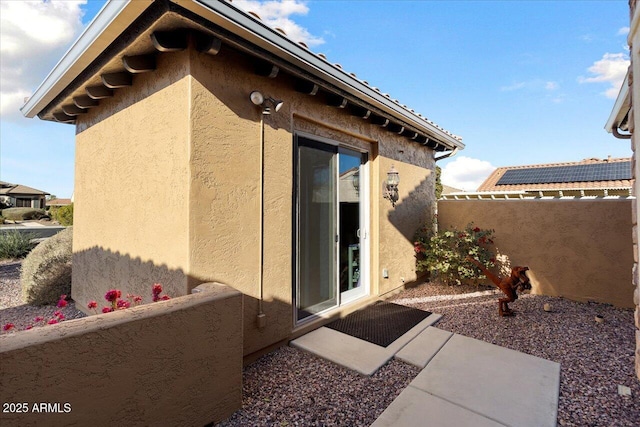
[2,284,171,334]
[414,223,496,286]
[87,283,170,314]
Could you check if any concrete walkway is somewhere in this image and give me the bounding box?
[291,319,560,427]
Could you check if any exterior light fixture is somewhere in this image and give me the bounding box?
[383,165,400,207]
[250,91,283,114]
[352,170,360,193]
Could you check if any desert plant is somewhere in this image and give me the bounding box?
[1,207,47,221]
[414,223,496,286]
[21,227,73,305]
[51,203,73,226]
[0,231,36,259]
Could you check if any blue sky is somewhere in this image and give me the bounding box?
[0,0,632,196]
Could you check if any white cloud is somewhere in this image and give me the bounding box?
[618,26,630,36]
[500,81,526,92]
[0,0,86,118]
[501,79,559,93]
[441,156,496,192]
[232,0,324,46]
[579,52,630,99]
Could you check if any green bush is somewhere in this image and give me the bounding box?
[51,204,73,226]
[21,227,73,305]
[2,207,47,221]
[0,231,36,260]
[414,223,496,286]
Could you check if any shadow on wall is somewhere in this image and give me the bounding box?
[72,246,296,357]
[72,246,217,314]
[387,175,433,243]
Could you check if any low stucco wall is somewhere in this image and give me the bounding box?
[0,283,243,427]
[438,199,634,308]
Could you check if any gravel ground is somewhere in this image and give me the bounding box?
[2,261,638,426]
[0,260,85,331]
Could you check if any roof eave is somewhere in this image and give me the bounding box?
[21,0,463,150]
[605,71,630,133]
[21,0,154,119]
[189,0,463,149]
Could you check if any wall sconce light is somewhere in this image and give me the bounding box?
[352,170,359,193]
[383,165,400,207]
[250,90,284,115]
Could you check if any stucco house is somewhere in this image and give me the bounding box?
[21,0,463,359]
[0,181,49,209]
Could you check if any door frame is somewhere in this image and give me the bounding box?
[292,132,370,326]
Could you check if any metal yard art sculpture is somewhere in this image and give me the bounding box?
[467,257,531,317]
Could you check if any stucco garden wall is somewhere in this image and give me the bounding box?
[438,199,634,308]
[0,283,243,426]
[626,0,640,379]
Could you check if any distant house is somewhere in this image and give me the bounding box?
[0,181,49,208]
[443,157,632,199]
[46,198,73,208]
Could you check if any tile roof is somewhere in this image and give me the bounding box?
[477,157,633,192]
[0,183,49,196]
[46,198,72,206]
[21,0,463,152]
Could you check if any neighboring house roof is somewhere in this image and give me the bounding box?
[0,182,49,196]
[20,0,463,153]
[46,198,72,207]
[442,157,633,199]
[442,184,463,195]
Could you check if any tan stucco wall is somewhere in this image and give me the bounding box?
[438,199,634,308]
[73,51,191,308]
[71,44,438,356]
[627,0,640,378]
[0,283,242,426]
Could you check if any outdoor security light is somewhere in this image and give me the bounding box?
[249,91,283,114]
[383,165,400,207]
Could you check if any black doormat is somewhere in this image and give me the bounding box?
[325,301,431,347]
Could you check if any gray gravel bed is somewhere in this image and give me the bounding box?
[0,259,86,332]
[217,346,421,427]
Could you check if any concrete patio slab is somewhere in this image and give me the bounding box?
[385,313,442,353]
[410,334,560,427]
[394,326,453,368]
[290,327,391,376]
[371,386,506,427]
[290,313,442,376]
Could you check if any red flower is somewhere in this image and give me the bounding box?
[57,298,68,308]
[47,319,58,325]
[88,300,98,310]
[161,295,170,301]
[102,307,113,313]
[34,316,44,323]
[117,299,131,309]
[152,283,163,295]
[25,325,33,330]
[105,289,121,302]
[473,227,481,232]
[3,323,15,331]
[133,296,142,303]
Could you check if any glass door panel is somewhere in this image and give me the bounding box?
[339,148,367,303]
[296,139,338,321]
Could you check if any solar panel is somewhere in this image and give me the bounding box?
[496,161,632,186]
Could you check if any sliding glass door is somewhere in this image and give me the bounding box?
[295,135,368,323]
